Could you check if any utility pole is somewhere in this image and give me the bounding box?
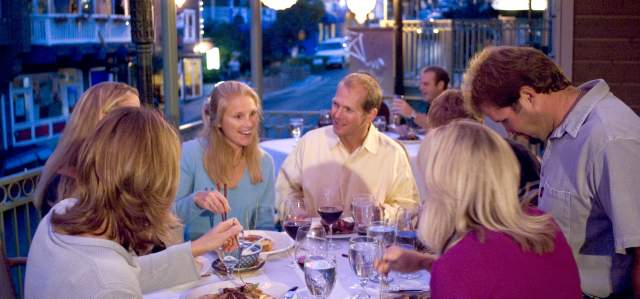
[130,0,155,107]
[162,0,180,126]
[250,0,263,99]
[393,0,404,96]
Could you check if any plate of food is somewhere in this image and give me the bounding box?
[321,217,355,239]
[212,257,266,274]
[396,132,421,144]
[241,230,294,256]
[182,281,288,299]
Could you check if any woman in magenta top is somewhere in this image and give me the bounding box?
[376,120,581,299]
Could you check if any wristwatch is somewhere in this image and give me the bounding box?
[410,110,418,120]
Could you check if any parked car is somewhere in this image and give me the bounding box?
[312,37,348,69]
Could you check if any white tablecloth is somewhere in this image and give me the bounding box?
[260,133,426,198]
[144,237,430,299]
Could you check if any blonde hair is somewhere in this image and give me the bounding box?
[340,72,382,112]
[202,81,263,185]
[34,82,139,210]
[51,107,181,255]
[416,120,555,255]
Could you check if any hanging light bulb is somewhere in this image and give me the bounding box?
[175,0,186,8]
[261,0,297,10]
[346,0,377,24]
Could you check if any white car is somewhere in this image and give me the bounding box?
[312,37,348,69]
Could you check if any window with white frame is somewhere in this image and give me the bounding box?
[183,9,196,44]
[180,58,202,100]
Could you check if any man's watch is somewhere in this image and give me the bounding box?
[410,111,418,120]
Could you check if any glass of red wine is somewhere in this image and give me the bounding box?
[283,199,311,240]
[318,190,344,250]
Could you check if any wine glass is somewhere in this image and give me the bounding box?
[317,190,343,250]
[367,218,395,284]
[351,194,375,236]
[395,205,420,279]
[220,244,241,281]
[318,110,332,127]
[303,239,335,299]
[348,236,378,299]
[283,199,311,240]
[289,117,304,141]
[294,225,327,270]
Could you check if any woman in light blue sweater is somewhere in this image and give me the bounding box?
[175,81,276,240]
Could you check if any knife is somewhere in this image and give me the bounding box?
[283,286,298,299]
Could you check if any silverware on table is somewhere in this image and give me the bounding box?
[283,286,298,299]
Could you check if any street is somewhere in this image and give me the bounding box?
[180,68,347,124]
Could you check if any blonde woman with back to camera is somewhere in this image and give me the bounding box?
[175,81,276,241]
[376,120,581,299]
[34,82,141,216]
[24,108,242,298]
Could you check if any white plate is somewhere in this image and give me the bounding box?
[181,281,288,299]
[243,230,294,256]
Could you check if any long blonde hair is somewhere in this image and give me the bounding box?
[51,107,181,255]
[34,82,139,210]
[416,120,555,255]
[202,81,263,185]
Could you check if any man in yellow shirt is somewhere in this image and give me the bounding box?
[276,72,419,220]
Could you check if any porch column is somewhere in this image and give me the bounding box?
[393,0,404,95]
[130,0,155,106]
[162,0,180,126]
[250,0,263,99]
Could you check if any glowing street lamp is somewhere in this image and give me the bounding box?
[261,0,297,10]
[346,0,377,24]
[175,0,186,8]
[491,0,547,11]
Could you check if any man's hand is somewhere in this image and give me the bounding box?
[392,99,415,118]
[193,190,230,214]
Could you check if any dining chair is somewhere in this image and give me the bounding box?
[1,239,27,299]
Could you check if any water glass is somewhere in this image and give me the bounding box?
[373,116,387,132]
[289,117,304,140]
[294,225,327,270]
[348,236,378,299]
[351,194,375,236]
[318,110,332,127]
[395,206,420,279]
[304,254,336,299]
[367,220,395,284]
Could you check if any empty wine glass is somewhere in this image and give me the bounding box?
[348,236,378,299]
[318,110,332,127]
[289,117,304,141]
[294,225,327,270]
[220,245,241,281]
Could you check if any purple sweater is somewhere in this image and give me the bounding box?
[430,218,581,299]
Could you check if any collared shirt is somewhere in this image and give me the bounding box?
[276,125,419,219]
[539,79,640,298]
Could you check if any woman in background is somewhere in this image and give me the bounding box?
[376,120,580,299]
[34,82,140,215]
[175,81,276,240]
[25,108,242,298]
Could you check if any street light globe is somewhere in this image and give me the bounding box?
[175,0,186,8]
[261,0,297,10]
[491,0,547,11]
[346,0,376,24]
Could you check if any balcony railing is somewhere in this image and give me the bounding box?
[31,14,131,46]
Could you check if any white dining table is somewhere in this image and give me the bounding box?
[144,235,430,299]
[260,132,426,198]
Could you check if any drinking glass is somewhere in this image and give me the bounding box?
[351,194,375,236]
[367,219,395,284]
[373,116,387,132]
[348,236,378,299]
[283,199,311,240]
[318,110,332,127]
[304,253,336,299]
[289,117,304,141]
[294,225,327,270]
[220,245,241,281]
[395,205,420,279]
[318,190,343,250]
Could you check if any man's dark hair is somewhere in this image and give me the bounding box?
[422,66,450,89]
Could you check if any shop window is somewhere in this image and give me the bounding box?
[183,9,196,43]
[182,58,202,99]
